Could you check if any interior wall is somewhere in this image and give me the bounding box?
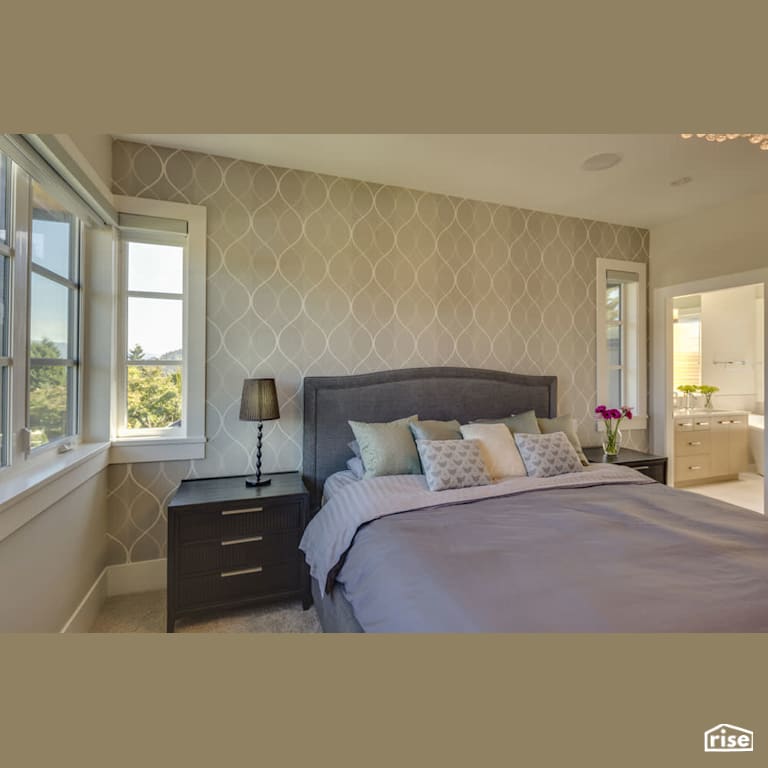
[108,139,649,564]
[650,189,768,289]
[65,134,114,190]
[699,285,760,411]
[756,289,764,413]
[0,471,108,632]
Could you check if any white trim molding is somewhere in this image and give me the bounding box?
[0,442,110,543]
[110,436,206,463]
[595,258,648,430]
[111,195,207,458]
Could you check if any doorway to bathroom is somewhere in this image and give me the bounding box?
[669,283,764,513]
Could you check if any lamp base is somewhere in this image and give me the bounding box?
[245,475,271,487]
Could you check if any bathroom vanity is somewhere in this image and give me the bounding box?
[673,410,750,486]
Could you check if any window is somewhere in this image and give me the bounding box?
[112,196,206,462]
[596,258,647,429]
[0,155,10,466]
[0,153,84,476]
[28,181,81,450]
[120,235,184,434]
[672,296,702,389]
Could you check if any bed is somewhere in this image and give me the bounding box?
[300,367,768,632]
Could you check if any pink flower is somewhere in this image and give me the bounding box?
[595,405,607,414]
[625,410,633,420]
[609,408,622,419]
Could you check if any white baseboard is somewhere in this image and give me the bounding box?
[60,569,108,634]
[60,557,167,633]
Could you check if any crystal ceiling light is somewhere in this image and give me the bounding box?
[680,133,768,151]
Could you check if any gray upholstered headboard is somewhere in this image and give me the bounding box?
[302,366,557,513]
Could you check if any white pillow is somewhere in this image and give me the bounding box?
[459,422,527,479]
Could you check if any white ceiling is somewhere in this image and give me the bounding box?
[114,134,768,228]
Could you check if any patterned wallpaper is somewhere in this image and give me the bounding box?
[107,139,649,564]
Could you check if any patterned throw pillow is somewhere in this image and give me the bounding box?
[513,431,584,478]
[416,439,492,492]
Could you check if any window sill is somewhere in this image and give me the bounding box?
[594,415,649,432]
[110,436,206,464]
[0,442,111,543]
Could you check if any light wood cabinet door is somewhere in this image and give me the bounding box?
[710,428,730,476]
[728,416,749,474]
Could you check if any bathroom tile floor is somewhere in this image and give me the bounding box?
[683,472,764,515]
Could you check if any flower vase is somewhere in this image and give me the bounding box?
[602,428,622,457]
[704,393,714,409]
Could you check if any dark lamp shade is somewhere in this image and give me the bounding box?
[239,378,280,422]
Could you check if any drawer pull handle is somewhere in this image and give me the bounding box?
[689,465,702,470]
[695,422,708,426]
[221,506,263,516]
[633,465,650,471]
[688,441,702,446]
[221,566,263,578]
[221,535,263,546]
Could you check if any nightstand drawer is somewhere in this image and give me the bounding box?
[627,462,665,483]
[178,500,302,543]
[178,530,301,576]
[177,561,301,609]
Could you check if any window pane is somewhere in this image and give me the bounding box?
[30,273,70,358]
[29,364,72,447]
[0,254,8,357]
[606,284,621,323]
[0,366,7,466]
[31,181,76,279]
[673,318,702,388]
[607,323,621,366]
[128,241,183,294]
[127,365,182,429]
[128,297,182,360]
[608,367,622,407]
[0,154,8,245]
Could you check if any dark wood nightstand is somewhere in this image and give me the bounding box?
[166,472,309,632]
[582,447,668,485]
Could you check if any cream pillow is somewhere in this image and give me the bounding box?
[459,422,527,479]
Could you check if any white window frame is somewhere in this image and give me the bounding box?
[110,195,206,463]
[27,179,83,454]
[0,162,87,484]
[596,258,647,430]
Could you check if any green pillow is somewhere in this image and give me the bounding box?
[348,415,420,478]
[409,419,462,441]
[536,416,589,466]
[473,410,541,436]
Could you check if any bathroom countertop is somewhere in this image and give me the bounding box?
[672,408,749,417]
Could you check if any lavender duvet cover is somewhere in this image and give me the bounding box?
[299,466,768,632]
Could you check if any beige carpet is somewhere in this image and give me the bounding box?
[89,590,321,633]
